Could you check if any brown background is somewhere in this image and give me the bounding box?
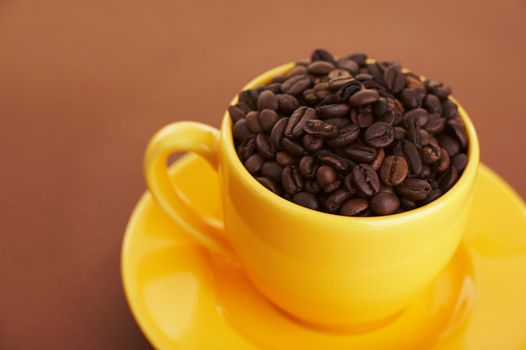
[1,0,525,349]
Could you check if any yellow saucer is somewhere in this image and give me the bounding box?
[122,155,526,350]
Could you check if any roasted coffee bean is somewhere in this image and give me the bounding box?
[442,100,458,118]
[256,177,280,194]
[367,63,385,85]
[308,61,335,75]
[245,111,262,133]
[287,65,308,77]
[370,192,400,215]
[298,155,316,178]
[258,109,279,132]
[421,143,441,164]
[396,178,431,201]
[448,118,468,148]
[420,188,441,205]
[324,179,342,193]
[433,148,450,173]
[281,75,312,95]
[326,123,360,147]
[420,164,431,179]
[393,126,407,140]
[423,94,442,114]
[370,148,385,171]
[438,134,460,156]
[353,163,380,197]
[399,88,421,109]
[237,136,256,161]
[328,68,351,80]
[400,198,416,210]
[453,153,468,173]
[316,103,350,119]
[316,165,337,188]
[328,76,355,90]
[424,116,446,134]
[277,94,300,114]
[313,82,331,99]
[346,53,367,66]
[239,90,258,110]
[349,89,380,106]
[402,140,423,176]
[228,105,246,122]
[256,133,274,159]
[282,138,305,157]
[350,107,374,128]
[340,198,369,216]
[325,118,350,128]
[343,144,377,163]
[304,179,321,194]
[282,166,303,195]
[261,161,283,183]
[355,73,373,81]
[270,117,288,149]
[244,154,264,174]
[336,58,359,74]
[311,49,336,64]
[427,80,451,99]
[439,166,458,192]
[364,122,394,148]
[379,155,408,186]
[317,150,350,171]
[233,119,254,142]
[285,106,316,139]
[403,108,429,128]
[302,134,324,152]
[325,189,351,212]
[383,65,406,93]
[303,89,319,104]
[257,90,278,111]
[265,83,281,94]
[276,151,296,166]
[303,119,338,138]
[336,82,361,101]
[417,128,430,146]
[379,184,395,193]
[271,76,287,84]
[292,191,320,210]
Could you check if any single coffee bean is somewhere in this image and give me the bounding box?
[281,75,312,95]
[325,189,351,212]
[336,58,359,74]
[350,107,374,128]
[271,76,287,84]
[281,166,303,195]
[324,179,342,193]
[403,108,429,128]
[367,63,385,85]
[326,123,360,147]
[402,140,423,176]
[447,118,468,148]
[290,191,319,210]
[379,155,408,186]
[439,166,458,192]
[420,188,442,205]
[258,109,279,132]
[452,153,468,173]
[393,126,407,140]
[340,198,369,216]
[233,119,254,142]
[265,83,281,94]
[282,137,306,157]
[433,148,450,173]
[355,73,373,81]
[423,94,442,114]
[401,198,417,210]
[346,52,367,66]
[313,82,331,99]
[304,179,321,194]
[238,90,258,110]
[370,147,385,171]
[427,80,451,99]
[442,99,458,118]
[317,150,350,171]
[302,134,324,152]
[244,154,264,174]
[303,89,319,104]
[370,192,400,215]
[261,161,283,183]
[236,101,251,113]
[277,94,300,114]
[307,61,335,75]
[286,65,308,77]
[237,136,256,161]
[353,163,380,197]
[438,134,460,156]
[383,65,406,93]
[303,119,338,138]
[379,184,395,193]
[316,104,350,119]
[256,133,274,159]
[336,81,361,101]
[285,106,316,139]
[399,88,421,109]
[270,117,288,149]
[349,89,380,106]
[311,49,336,64]
[245,111,262,133]
[328,76,355,91]
[228,105,246,122]
[257,90,278,111]
[343,144,377,163]
[420,164,431,179]
[364,122,394,148]
[396,178,432,201]
[328,68,351,80]
[275,151,296,166]
[256,177,280,194]
[424,116,446,134]
[298,155,316,178]
[421,143,441,164]
[316,165,337,188]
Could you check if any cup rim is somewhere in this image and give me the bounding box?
[221,62,480,223]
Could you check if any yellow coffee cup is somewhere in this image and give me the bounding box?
[144,63,479,328]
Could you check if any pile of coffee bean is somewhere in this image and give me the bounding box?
[229,49,469,216]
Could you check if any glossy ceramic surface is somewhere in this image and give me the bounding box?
[123,155,526,349]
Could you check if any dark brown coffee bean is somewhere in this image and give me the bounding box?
[286,65,308,77]
[256,177,280,194]
[281,75,312,95]
[233,119,254,142]
[399,88,422,109]
[282,138,305,157]
[370,148,385,171]
[438,134,460,156]
[343,144,377,163]
[311,49,336,64]
[324,179,342,193]
[396,178,431,201]
[277,94,300,114]
[265,83,281,94]
[335,81,361,101]
[350,107,374,128]
[403,108,429,128]
[298,155,316,178]
[317,150,350,171]
[383,65,406,93]
[307,61,335,75]
[423,94,442,114]
[420,164,431,179]
[349,89,380,106]
[406,75,424,90]
[394,126,407,140]
[239,90,258,110]
[328,68,351,80]
[303,89,319,104]
[237,136,256,161]
[271,76,287,84]
[370,192,400,215]
[261,161,283,183]
[303,119,338,138]
[447,118,468,148]
[304,179,321,194]
[244,154,264,174]
[316,104,350,119]
[442,100,458,118]
[325,189,351,212]
[281,166,303,195]
[316,165,337,188]
[275,151,296,166]
[400,198,416,210]
[236,101,251,113]
[256,133,274,160]
[420,188,442,205]
[421,143,441,164]
[453,153,468,173]
[379,155,408,186]
[336,58,359,73]
[257,90,278,111]
[433,148,450,173]
[270,117,288,149]
[245,111,262,133]
[258,109,279,132]
[326,123,360,148]
[355,73,373,81]
[353,163,380,197]
[379,184,395,193]
[402,140,423,176]
[228,105,245,122]
[285,106,316,139]
[313,82,330,99]
[340,198,369,216]
[406,125,421,146]
[345,52,367,66]
[417,128,430,146]
[439,166,458,192]
[302,134,324,152]
[292,191,320,210]
[364,122,394,148]
[424,116,446,134]
[367,63,385,85]
[427,80,451,99]
[328,76,355,91]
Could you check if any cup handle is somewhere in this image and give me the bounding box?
[144,121,231,256]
